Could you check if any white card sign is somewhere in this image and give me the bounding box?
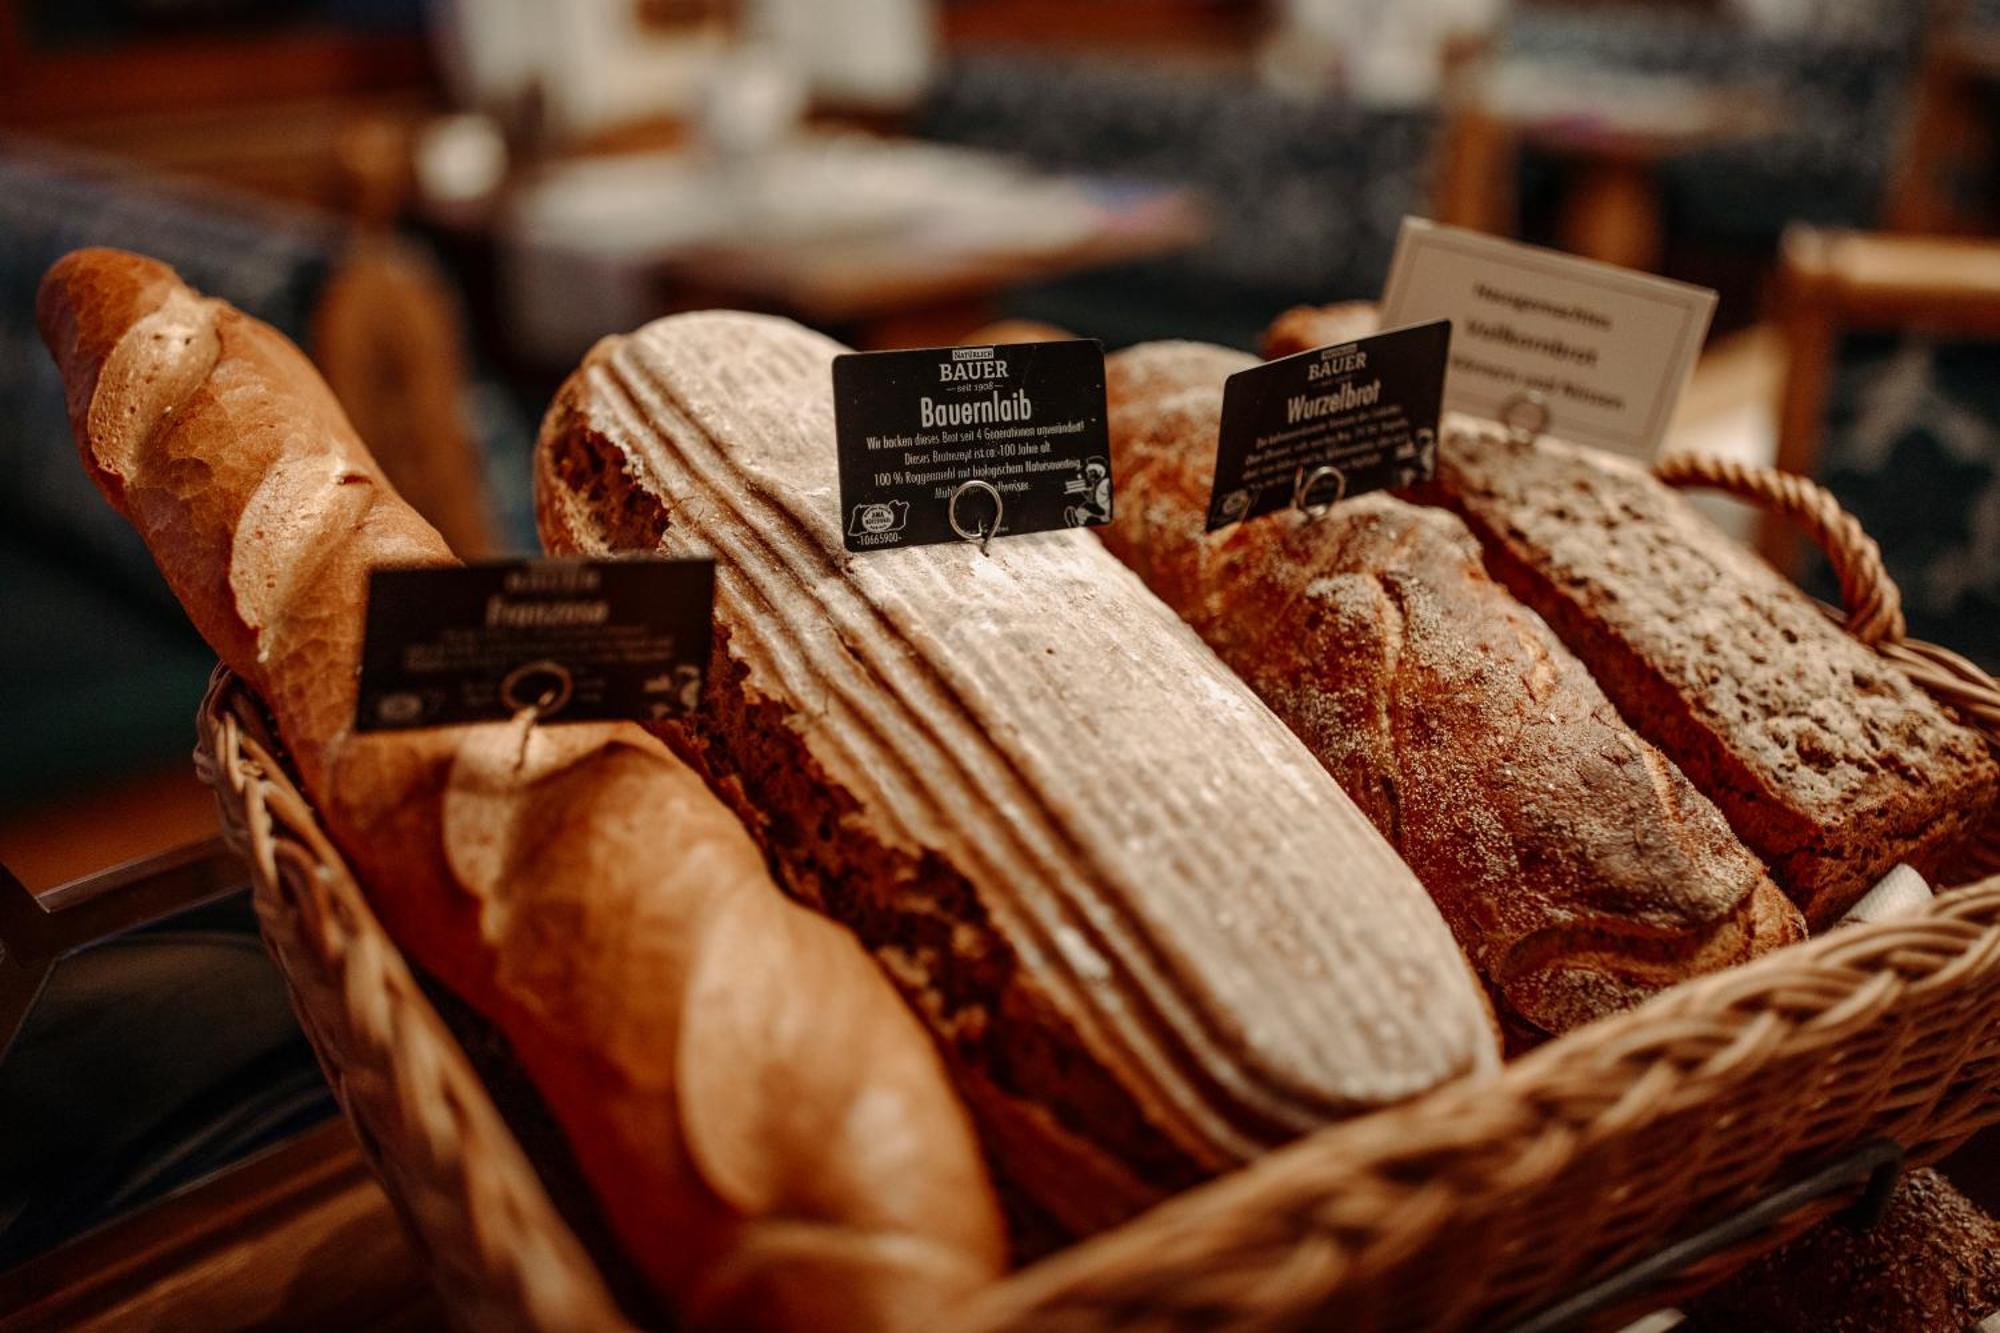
[1378,219,1716,460]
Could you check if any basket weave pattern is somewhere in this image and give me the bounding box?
[195,677,633,1333]
[191,457,2000,1333]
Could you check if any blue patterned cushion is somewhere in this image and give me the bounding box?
[1809,332,2000,669]
[0,140,342,612]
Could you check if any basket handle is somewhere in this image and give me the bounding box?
[1654,452,2000,880]
[1653,451,1905,647]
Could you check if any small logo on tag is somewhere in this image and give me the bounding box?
[848,500,911,538]
[643,664,704,714]
[375,692,425,726]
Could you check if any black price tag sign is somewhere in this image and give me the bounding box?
[1206,319,1451,531]
[833,339,1113,553]
[355,558,714,732]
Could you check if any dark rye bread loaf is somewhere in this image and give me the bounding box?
[533,311,1499,1239]
[1105,341,1803,1043]
[1430,421,2000,926]
[1688,1169,2000,1333]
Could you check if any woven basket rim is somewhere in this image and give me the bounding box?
[196,672,637,1333]
[192,444,2000,1333]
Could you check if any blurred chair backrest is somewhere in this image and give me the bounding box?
[0,138,507,800]
[1776,225,2000,666]
[1885,0,2000,235]
[312,238,500,559]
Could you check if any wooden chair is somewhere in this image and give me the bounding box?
[1885,0,2000,235]
[1771,226,2000,659]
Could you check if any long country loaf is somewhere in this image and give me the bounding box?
[38,250,1005,1331]
[534,311,1500,1237]
[1103,341,1803,1043]
[1428,422,2000,926]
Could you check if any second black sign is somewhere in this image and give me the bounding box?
[1207,319,1451,531]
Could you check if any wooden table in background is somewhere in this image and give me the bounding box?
[474,135,1208,365]
[1440,64,1785,273]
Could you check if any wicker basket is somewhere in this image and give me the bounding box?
[194,456,2000,1333]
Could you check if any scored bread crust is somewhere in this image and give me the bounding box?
[37,249,1005,1331]
[1103,340,1805,1041]
[534,310,1500,1236]
[1428,422,2000,926]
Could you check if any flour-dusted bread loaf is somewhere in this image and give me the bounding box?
[1103,341,1803,1043]
[39,249,1005,1331]
[1430,421,2000,926]
[534,311,1499,1237]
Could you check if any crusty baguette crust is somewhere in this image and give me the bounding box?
[1427,421,2000,926]
[1103,340,1804,1041]
[534,310,1500,1237]
[38,248,1004,1330]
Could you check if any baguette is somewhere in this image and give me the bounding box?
[38,248,1005,1330]
[1427,421,2000,925]
[1103,340,1803,1041]
[534,311,1500,1236]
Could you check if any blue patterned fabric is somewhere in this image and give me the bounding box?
[0,141,341,617]
[0,143,343,803]
[1809,333,2000,669]
[0,142,537,803]
[917,53,1440,348]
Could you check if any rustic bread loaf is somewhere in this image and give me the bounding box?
[38,249,1005,1331]
[1687,1169,2000,1333]
[1103,340,1803,1042]
[534,311,1500,1237]
[1260,302,1380,359]
[1429,421,2000,926]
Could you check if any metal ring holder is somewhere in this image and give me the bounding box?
[1500,390,1552,445]
[948,478,1005,556]
[500,659,574,719]
[1292,463,1348,520]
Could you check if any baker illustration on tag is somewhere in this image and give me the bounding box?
[1396,427,1437,488]
[644,663,705,716]
[1062,456,1112,527]
[848,499,911,539]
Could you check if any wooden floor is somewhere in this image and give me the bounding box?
[0,1121,439,1332]
[0,771,441,1329]
[0,764,220,892]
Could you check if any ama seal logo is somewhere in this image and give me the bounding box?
[848,500,910,538]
